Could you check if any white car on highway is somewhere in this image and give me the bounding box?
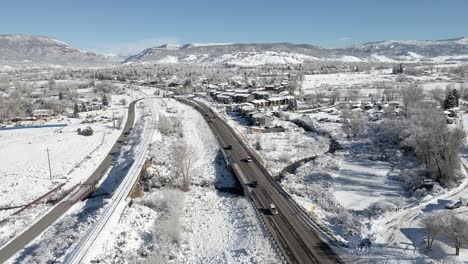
[269,203,278,215]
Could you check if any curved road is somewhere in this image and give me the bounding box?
[0,99,142,263]
[179,98,343,264]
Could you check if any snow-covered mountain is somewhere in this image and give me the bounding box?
[0,34,112,65]
[1,34,467,66]
[345,37,468,58]
[123,37,468,65]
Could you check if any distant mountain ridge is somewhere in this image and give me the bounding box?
[0,34,467,66]
[0,34,112,65]
[123,37,468,65]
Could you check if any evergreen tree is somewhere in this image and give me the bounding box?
[73,102,79,117]
[81,102,87,112]
[102,94,108,106]
[444,92,457,109]
[452,89,460,107]
[58,91,64,100]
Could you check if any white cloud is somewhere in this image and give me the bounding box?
[339,37,352,41]
[85,37,180,56]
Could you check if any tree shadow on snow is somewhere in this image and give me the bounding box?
[421,199,452,213]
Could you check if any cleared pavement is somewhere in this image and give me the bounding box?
[179,98,343,264]
[0,99,141,263]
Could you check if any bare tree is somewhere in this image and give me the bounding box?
[172,142,196,192]
[429,88,446,106]
[406,104,466,184]
[401,86,425,112]
[288,75,298,95]
[422,213,444,249]
[48,79,56,90]
[116,115,124,129]
[438,211,468,255]
[342,108,367,138]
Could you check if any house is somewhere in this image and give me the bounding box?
[267,96,293,107]
[249,112,273,127]
[362,102,374,110]
[33,109,54,118]
[233,93,254,103]
[216,94,233,104]
[253,91,271,100]
[252,99,269,109]
[215,92,235,103]
[239,104,256,116]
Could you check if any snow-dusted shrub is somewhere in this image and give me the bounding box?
[430,182,443,194]
[278,152,292,163]
[375,119,411,146]
[138,192,166,210]
[332,210,359,235]
[136,189,184,261]
[292,117,327,136]
[365,201,397,217]
[414,188,427,199]
[364,197,407,218]
[164,190,184,244]
[158,114,174,135]
[389,169,425,190]
[145,253,164,264]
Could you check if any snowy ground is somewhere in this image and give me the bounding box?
[86,98,279,263]
[356,115,468,263]
[331,157,398,210]
[301,70,464,98]
[0,96,128,247]
[6,98,149,263]
[206,103,330,176]
[302,70,395,93]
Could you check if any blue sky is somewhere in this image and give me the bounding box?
[1,0,467,55]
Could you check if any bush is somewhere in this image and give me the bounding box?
[333,210,359,235]
[278,153,292,163]
[365,197,407,218]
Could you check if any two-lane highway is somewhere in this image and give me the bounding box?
[0,98,145,263]
[179,98,343,264]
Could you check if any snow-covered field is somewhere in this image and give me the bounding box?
[301,70,465,98]
[302,71,394,92]
[84,98,278,263]
[0,95,129,248]
[331,157,398,210]
[5,98,148,263]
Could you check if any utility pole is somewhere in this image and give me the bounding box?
[46,147,52,181]
[112,107,116,128]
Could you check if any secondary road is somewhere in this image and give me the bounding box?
[0,99,142,263]
[179,98,343,264]
[65,98,158,263]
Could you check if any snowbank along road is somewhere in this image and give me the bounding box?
[0,98,143,264]
[178,98,343,264]
[65,98,158,263]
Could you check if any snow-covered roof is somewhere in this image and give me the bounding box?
[235,93,251,98]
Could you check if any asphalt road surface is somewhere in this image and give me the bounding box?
[179,98,343,264]
[0,99,141,263]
